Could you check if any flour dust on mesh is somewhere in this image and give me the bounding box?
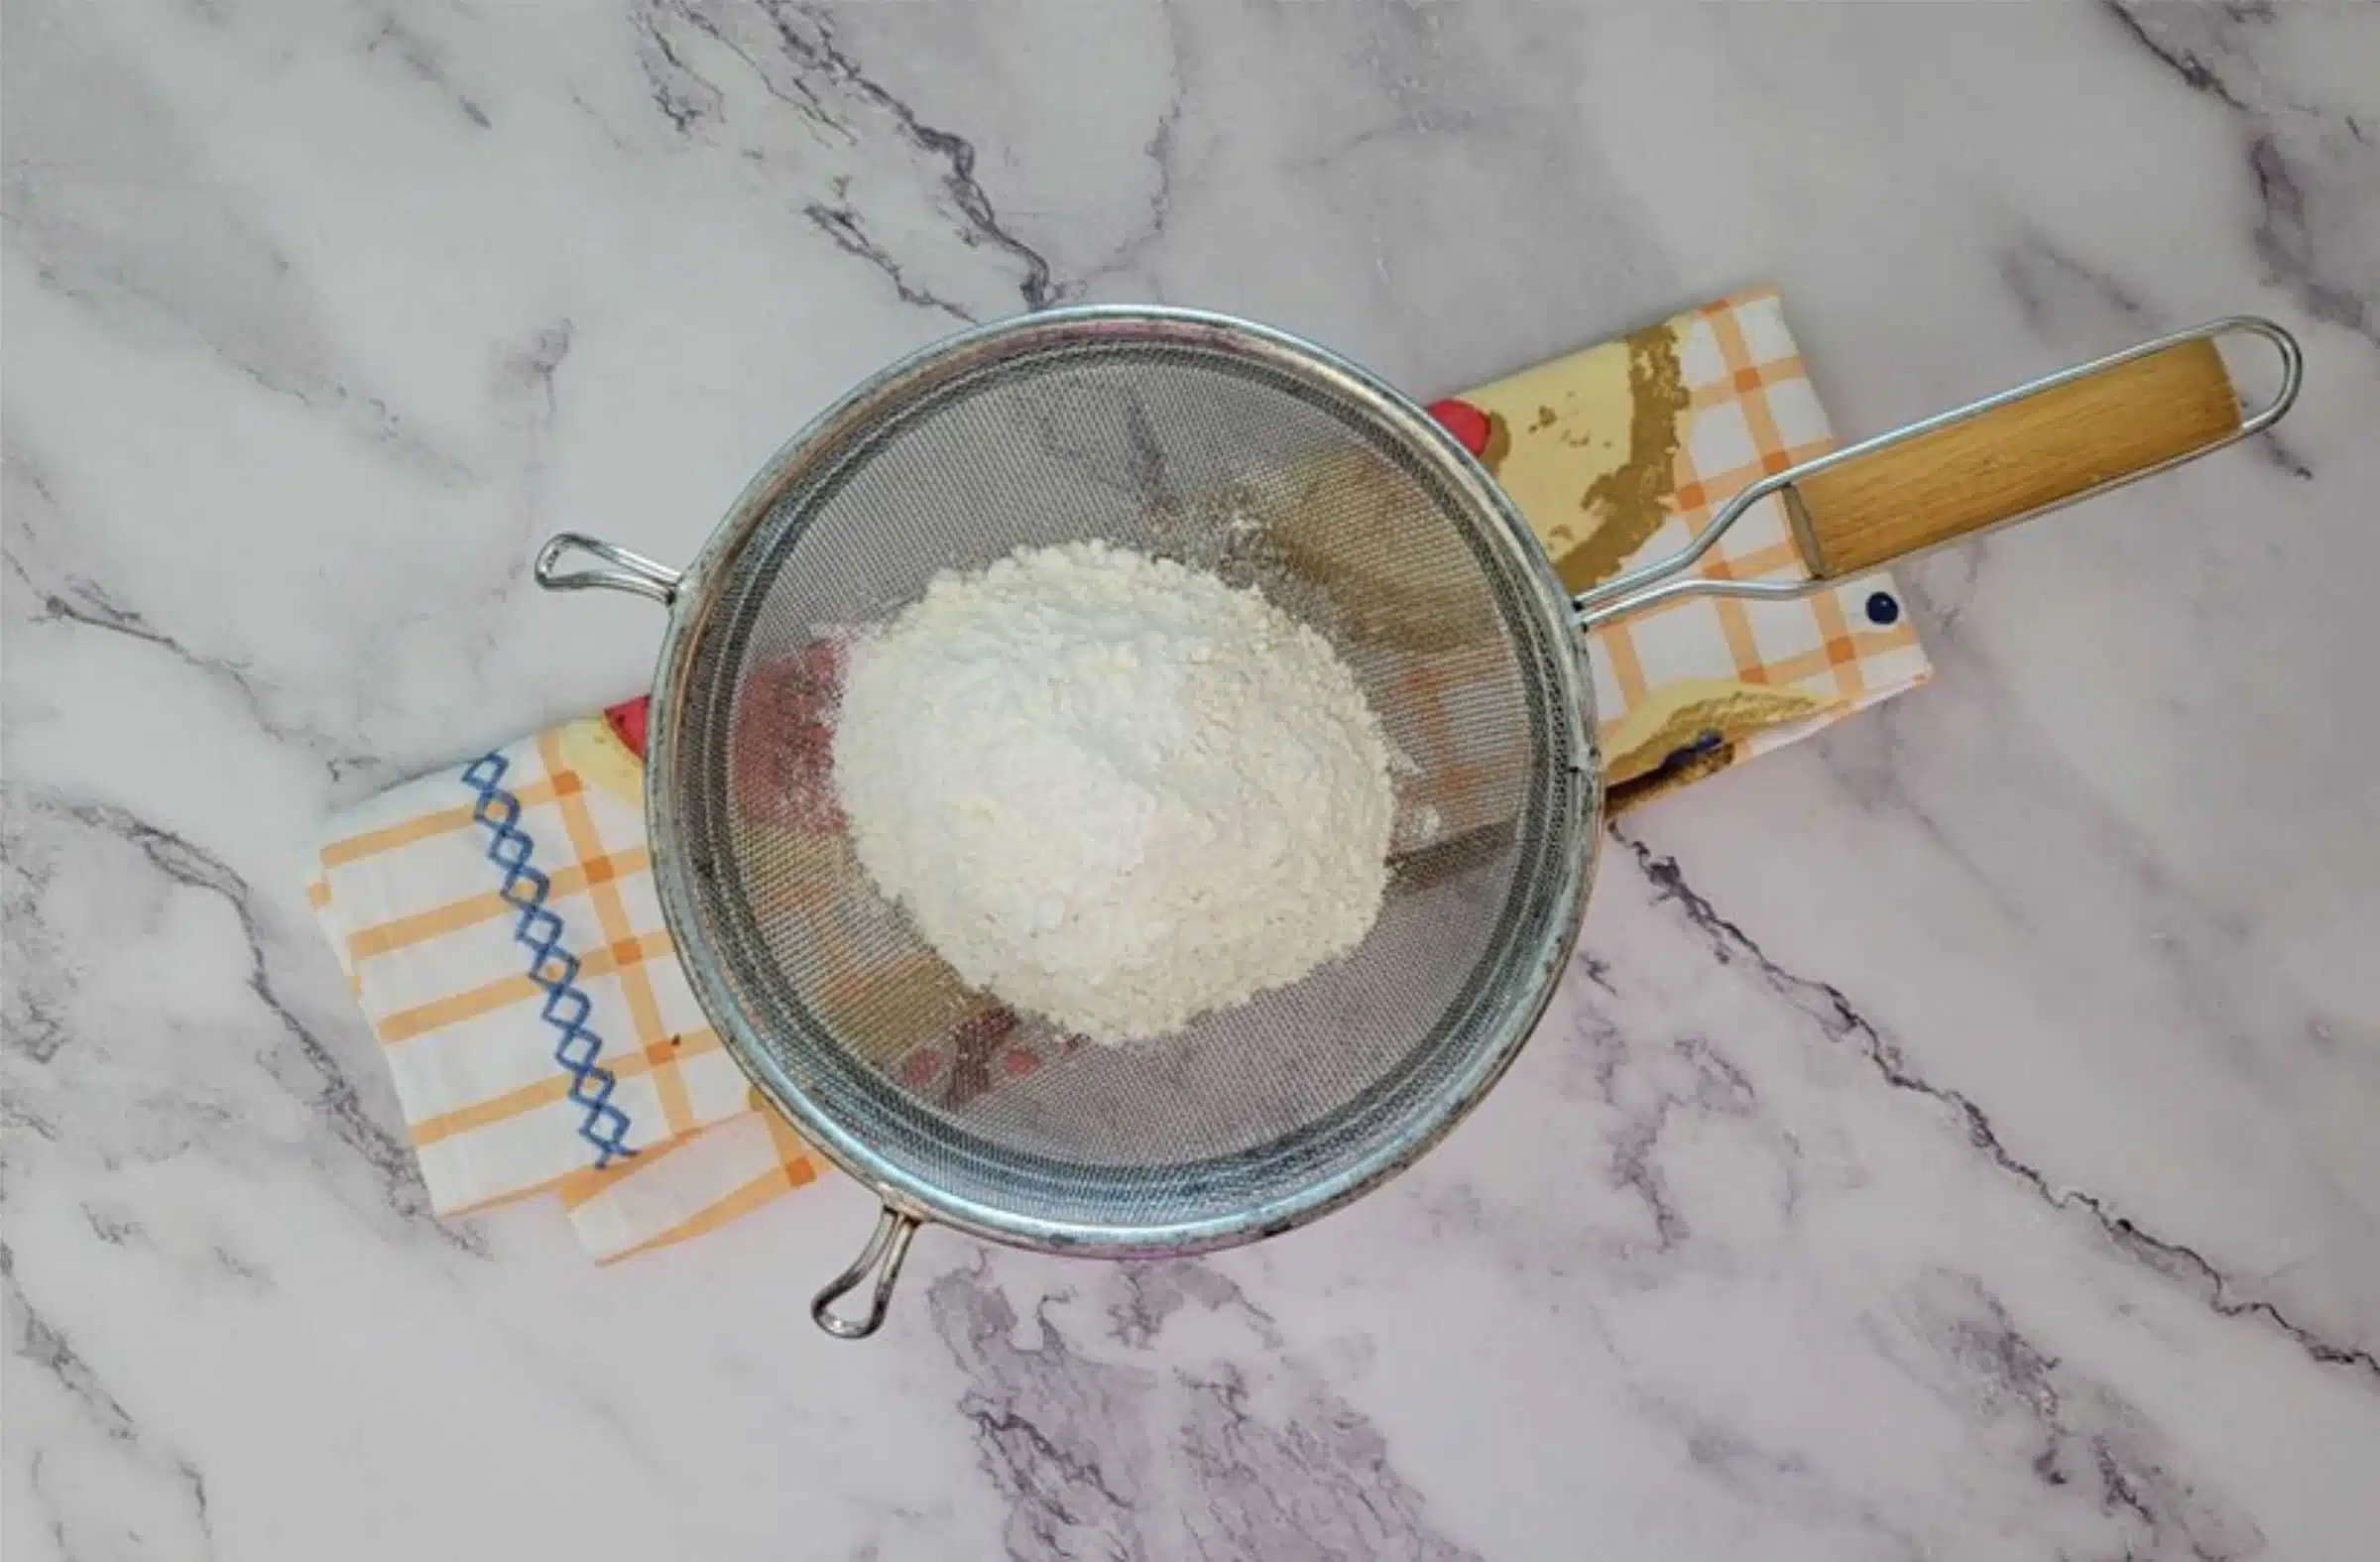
[832,541,1394,1044]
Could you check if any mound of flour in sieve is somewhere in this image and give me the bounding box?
[832,541,1394,1044]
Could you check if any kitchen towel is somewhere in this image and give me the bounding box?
[308,287,1930,1262]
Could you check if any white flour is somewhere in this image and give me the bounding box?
[833,541,1393,1043]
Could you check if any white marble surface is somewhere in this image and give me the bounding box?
[6,2,2379,1557]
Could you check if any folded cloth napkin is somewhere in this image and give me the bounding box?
[309,287,1929,1262]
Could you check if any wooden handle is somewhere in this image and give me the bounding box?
[1792,338,2241,579]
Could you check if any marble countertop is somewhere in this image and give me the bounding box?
[7,3,2378,1557]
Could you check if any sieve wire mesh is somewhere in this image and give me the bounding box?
[657,319,1593,1246]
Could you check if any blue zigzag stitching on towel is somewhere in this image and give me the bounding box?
[461,752,636,1167]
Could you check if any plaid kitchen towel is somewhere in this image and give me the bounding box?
[308,287,1930,1261]
[308,719,810,1259]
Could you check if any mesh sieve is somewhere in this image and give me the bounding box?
[645,309,1600,1256]
[538,309,2301,1334]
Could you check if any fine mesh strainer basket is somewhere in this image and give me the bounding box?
[536,306,2297,1337]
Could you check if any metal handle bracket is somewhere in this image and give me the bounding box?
[811,1208,921,1340]
[534,533,683,607]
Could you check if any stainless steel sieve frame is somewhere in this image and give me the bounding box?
[536,304,2299,1337]
[536,307,1604,1330]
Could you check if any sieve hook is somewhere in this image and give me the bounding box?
[534,533,683,607]
[812,1207,921,1339]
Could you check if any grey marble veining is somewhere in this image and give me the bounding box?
[4,3,2378,1558]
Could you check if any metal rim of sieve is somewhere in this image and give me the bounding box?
[682,309,1597,1235]
[534,308,2300,1336]
[538,306,1603,1295]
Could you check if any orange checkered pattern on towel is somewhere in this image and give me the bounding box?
[311,728,816,1261]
